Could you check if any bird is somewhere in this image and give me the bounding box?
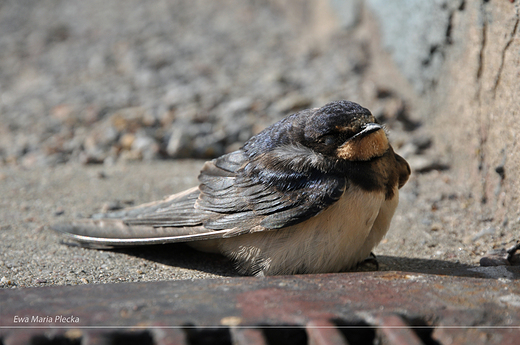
[53,100,411,276]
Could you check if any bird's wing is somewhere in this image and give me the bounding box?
[194,146,347,236]
[53,148,347,245]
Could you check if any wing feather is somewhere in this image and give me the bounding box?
[197,145,347,231]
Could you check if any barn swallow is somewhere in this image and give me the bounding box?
[53,100,410,276]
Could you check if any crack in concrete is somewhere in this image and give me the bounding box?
[492,10,519,97]
[476,2,518,206]
[475,1,487,104]
[445,10,454,45]
[476,16,486,85]
[477,0,488,205]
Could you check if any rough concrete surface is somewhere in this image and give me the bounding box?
[1,0,520,290]
[427,0,520,228]
[1,159,517,289]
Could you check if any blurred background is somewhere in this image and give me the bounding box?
[0,0,434,165]
[0,0,519,286]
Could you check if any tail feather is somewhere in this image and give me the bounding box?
[51,186,222,246]
[52,219,223,246]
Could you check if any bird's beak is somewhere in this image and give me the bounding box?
[349,123,382,141]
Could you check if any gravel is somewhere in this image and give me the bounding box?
[0,0,372,166]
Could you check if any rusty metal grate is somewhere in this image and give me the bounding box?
[1,321,439,345]
[1,270,520,344]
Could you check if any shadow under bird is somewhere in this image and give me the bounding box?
[53,100,410,276]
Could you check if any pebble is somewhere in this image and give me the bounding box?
[101,201,125,213]
[0,276,15,287]
[472,227,496,242]
[131,132,160,160]
[111,107,156,132]
[406,155,450,173]
[272,94,313,114]
[480,249,510,267]
[219,97,254,117]
[119,133,135,150]
[166,122,217,158]
[499,294,520,308]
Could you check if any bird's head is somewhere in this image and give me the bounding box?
[302,100,389,161]
[241,100,406,192]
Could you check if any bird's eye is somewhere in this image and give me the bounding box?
[319,135,336,146]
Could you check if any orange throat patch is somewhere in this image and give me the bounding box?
[336,129,389,161]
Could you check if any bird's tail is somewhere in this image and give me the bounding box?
[51,187,219,247]
[52,218,216,247]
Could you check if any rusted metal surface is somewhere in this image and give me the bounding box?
[374,315,424,345]
[1,270,520,344]
[307,320,349,345]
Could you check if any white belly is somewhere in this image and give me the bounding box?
[216,185,399,276]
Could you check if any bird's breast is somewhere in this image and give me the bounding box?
[218,184,393,275]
